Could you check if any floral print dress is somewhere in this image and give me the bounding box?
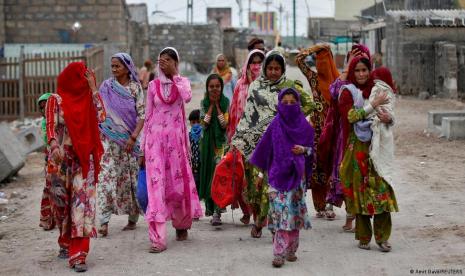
[98,80,144,222]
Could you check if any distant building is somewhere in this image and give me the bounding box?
[249,12,276,35]
[207,8,232,29]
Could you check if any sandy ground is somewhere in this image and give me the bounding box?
[1,67,465,276]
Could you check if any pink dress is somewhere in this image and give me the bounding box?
[142,74,202,247]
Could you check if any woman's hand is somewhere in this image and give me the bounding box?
[84,69,98,93]
[50,140,63,164]
[159,59,177,77]
[291,145,306,155]
[254,176,263,189]
[377,108,392,124]
[125,136,136,153]
[371,91,389,108]
[138,155,145,168]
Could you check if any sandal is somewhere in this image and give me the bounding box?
[358,242,371,250]
[73,263,87,273]
[122,221,137,231]
[58,248,68,259]
[149,246,166,253]
[98,224,108,237]
[211,213,222,226]
[286,253,298,262]
[342,214,355,232]
[325,204,336,220]
[251,225,262,238]
[376,241,392,252]
[342,225,355,233]
[272,256,285,268]
[176,229,188,241]
[316,211,325,218]
[240,214,250,225]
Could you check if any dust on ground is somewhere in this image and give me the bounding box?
[1,85,464,275]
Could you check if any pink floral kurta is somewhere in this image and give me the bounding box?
[142,76,202,226]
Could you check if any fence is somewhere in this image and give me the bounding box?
[0,45,104,121]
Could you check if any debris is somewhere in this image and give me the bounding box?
[425,213,434,217]
[0,215,8,221]
[0,198,9,205]
[0,192,5,199]
[418,91,430,100]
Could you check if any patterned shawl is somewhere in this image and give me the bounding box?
[227,49,265,142]
[231,51,307,160]
[99,53,141,156]
[212,54,232,83]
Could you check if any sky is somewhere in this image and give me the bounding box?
[125,0,335,37]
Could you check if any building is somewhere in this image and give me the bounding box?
[249,12,276,35]
[384,9,465,99]
[128,3,150,67]
[207,8,232,29]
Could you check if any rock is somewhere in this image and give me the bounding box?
[0,123,26,182]
[418,91,430,100]
[0,198,9,205]
[0,215,8,221]
[9,191,19,198]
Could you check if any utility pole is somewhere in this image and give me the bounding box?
[236,0,243,27]
[264,0,272,34]
[279,3,283,35]
[293,0,296,47]
[187,0,193,24]
[248,0,252,27]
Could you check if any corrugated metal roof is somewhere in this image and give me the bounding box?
[386,9,465,27]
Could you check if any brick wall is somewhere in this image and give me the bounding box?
[149,24,223,73]
[3,0,129,44]
[385,16,465,96]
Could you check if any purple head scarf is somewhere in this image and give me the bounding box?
[250,88,315,192]
[98,53,141,156]
[112,53,140,84]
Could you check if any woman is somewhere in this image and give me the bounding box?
[199,74,229,225]
[139,59,154,91]
[231,50,315,238]
[97,53,144,236]
[141,47,203,253]
[319,44,372,230]
[226,49,265,142]
[212,54,235,103]
[295,44,340,219]
[338,56,398,251]
[46,62,105,272]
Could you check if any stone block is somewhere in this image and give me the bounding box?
[16,126,45,154]
[0,123,26,182]
[428,110,465,131]
[441,117,465,140]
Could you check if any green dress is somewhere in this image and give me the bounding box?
[339,109,398,216]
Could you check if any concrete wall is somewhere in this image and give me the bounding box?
[385,16,465,96]
[458,45,465,99]
[128,3,149,67]
[149,24,223,73]
[435,42,458,99]
[3,0,130,44]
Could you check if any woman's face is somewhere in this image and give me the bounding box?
[281,93,297,105]
[111,58,129,79]
[265,60,283,82]
[250,55,263,65]
[39,100,47,116]
[159,53,177,74]
[354,62,370,85]
[207,78,222,100]
[216,56,226,69]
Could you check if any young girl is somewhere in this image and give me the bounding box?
[250,88,314,268]
[140,47,203,253]
[199,74,229,225]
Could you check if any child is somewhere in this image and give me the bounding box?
[250,88,314,268]
[37,92,55,231]
[188,109,202,196]
[367,67,396,191]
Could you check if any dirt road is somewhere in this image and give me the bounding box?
[1,68,464,275]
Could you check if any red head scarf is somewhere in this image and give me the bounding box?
[315,46,340,103]
[372,67,396,93]
[57,62,103,182]
[347,56,374,99]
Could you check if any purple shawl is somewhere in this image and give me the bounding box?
[250,88,315,192]
[98,53,140,155]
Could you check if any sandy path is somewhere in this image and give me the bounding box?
[1,68,464,275]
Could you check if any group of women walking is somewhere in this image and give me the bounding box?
[38,41,398,272]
